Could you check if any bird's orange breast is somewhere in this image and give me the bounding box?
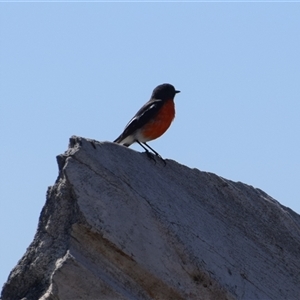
[141,99,175,141]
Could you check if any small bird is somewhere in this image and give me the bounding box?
[114,83,180,158]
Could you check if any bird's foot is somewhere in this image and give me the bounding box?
[159,155,167,166]
[145,151,166,166]
[145,151,157,164]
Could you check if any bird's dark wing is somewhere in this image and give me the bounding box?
[114,98,164,142]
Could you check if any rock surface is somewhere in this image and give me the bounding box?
[2,136,300,300]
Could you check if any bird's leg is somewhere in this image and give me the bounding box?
[136,141,156,163]
[142,142,166,166]
[142,142,162,158]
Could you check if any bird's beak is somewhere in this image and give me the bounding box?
[175,90,180,94]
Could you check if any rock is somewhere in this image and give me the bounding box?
[1,136,300,300]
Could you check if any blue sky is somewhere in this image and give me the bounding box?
[1,3,299,289]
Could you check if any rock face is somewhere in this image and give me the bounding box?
[2,136,300,300]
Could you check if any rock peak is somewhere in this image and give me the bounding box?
[2,136,300,300]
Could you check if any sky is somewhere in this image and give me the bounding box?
[1,2,299,290]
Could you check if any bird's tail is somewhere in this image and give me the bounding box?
[113,136,121,143]
[113,135,130,147]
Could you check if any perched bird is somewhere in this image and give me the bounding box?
[114,83,180,158]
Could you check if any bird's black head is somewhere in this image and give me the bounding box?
[151,83,180,100]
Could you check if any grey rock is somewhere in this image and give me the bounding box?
[2,136,300,300]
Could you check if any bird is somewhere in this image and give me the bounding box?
[114,83,180,158]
